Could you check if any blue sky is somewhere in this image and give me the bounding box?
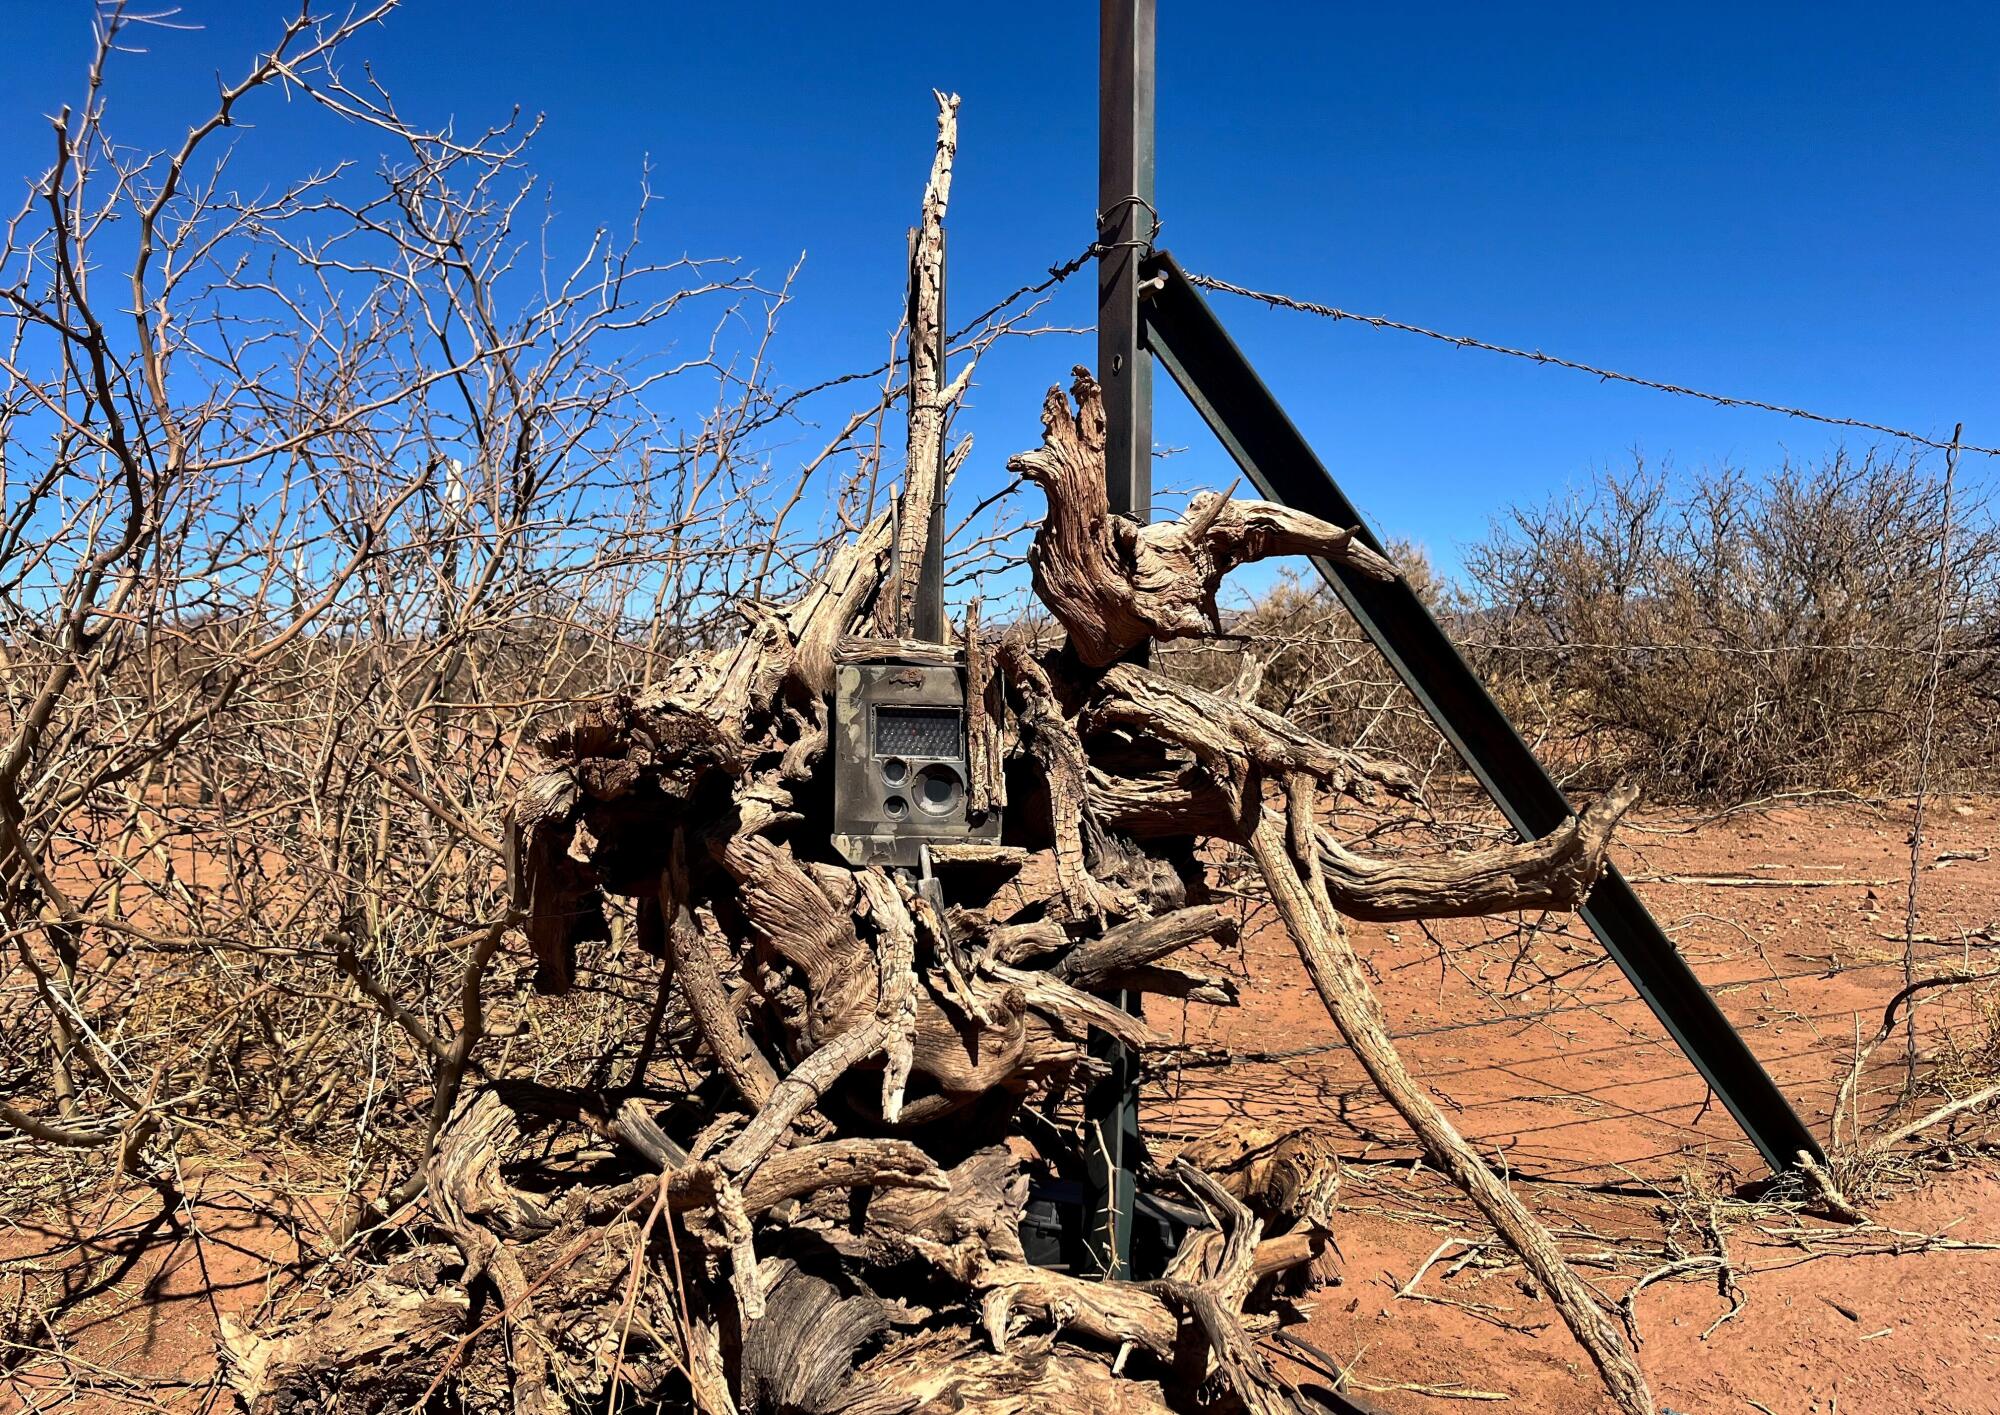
[4,2,1995,589]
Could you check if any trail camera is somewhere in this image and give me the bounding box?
[823,211,1004,868]
[830,655,999,868]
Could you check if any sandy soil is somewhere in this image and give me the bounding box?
[0,1155,346,1412]
[1149,793,2000,1414]
[4,795,1998,1414]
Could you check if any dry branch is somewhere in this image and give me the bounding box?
[1246,805,1655,1415]
[1012,369,1395,667]
[879,91,971,636]
[229,105,1659,1415]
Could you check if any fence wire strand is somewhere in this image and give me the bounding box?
[1151,945,1996,1074]
[1183,271,1997,459]
[749,239,1106,429]
[1901,426,1964,1086]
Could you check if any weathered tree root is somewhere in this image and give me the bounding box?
[1248,804,1654,1415]
[234,111,1657,1415]
[1010,366,1395,669]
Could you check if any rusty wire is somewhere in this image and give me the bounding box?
[747,238,1106,430]
[1184,271,1995,459]
[735,247,1998,470]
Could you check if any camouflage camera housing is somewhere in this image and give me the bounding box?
[830,657,1001,868]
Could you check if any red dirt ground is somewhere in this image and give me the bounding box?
[1150,792,2000,1414]
[5,796,1998,1414]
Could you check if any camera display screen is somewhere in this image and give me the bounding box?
[873,706,962,760]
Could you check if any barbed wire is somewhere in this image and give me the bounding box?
[1183,272,1997,459]
[1188,629,1963,657]
[727,244,1997,477]
[951,238,1115,342]
[744,239,1105,432]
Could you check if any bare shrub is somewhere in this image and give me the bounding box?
[1463,453,1997,800]
[1223,455,1998,804]
[0,5,901,1211]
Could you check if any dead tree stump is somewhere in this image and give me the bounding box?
[225,99,1657,1415]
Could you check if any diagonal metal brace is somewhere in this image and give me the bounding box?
[1137,248,1824,1174]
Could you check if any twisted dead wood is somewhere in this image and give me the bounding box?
[1010,368,1395,668]
[1246,789,1655,1415]
[244,144,1655,1415]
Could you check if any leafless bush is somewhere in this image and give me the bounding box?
[0,4,936,1216]
[1223,455,1998,804]
[1463,453,1997,800]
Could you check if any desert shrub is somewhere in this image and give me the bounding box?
[1224,454,1998,803]
[1463,453,1997,800]
[0,7,904,1210]
[1165,542,1461,785]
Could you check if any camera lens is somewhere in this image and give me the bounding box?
[914,765,962,816]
